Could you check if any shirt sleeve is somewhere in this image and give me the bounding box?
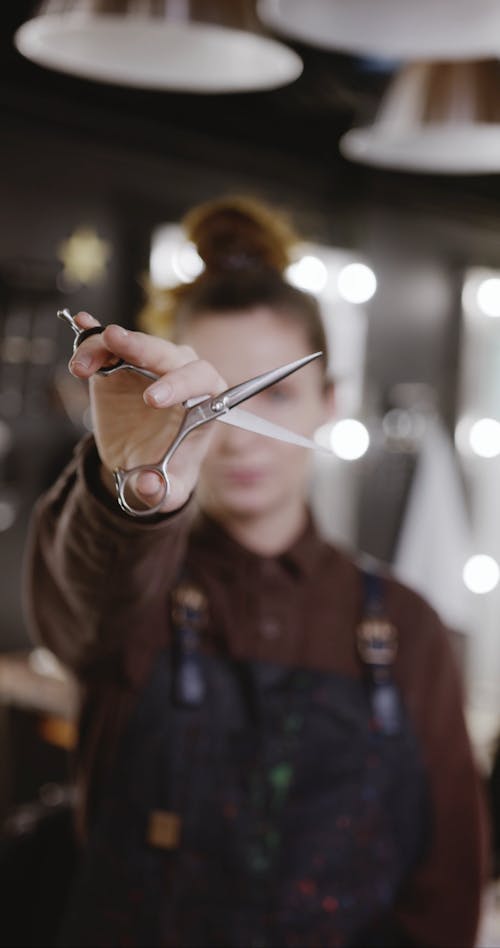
[22,435,195,685]
[390,586,491,947]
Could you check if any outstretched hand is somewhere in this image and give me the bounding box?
[69,312,227,513]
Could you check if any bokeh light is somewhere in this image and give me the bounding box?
[337,263,377,304]
[328,419,370,460]
[463,555,500,594]
[286,254,328,294]
[469,417,500,458]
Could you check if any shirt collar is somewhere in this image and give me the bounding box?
[189,507,328,580]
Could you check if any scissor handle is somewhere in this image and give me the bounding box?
[72,326,106,349]
[58,308,157,380]
[72,325,131,377]
[113,464,170,517]
[74,327,134,378]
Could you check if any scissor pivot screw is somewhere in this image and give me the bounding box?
[211,397,226,413]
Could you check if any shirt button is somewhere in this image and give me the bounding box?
[260,617,281,640]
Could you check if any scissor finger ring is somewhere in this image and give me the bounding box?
[114,464,170,517]
[57,308,158,381]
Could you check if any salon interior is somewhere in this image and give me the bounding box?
[1,0,500,943]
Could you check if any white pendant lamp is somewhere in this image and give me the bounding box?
[14,0,303,93]
[258,0,500,62]
[339,60,500,174]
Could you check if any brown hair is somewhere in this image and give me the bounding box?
[138,195,328,375]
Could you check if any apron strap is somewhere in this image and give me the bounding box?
[357,568,402,735]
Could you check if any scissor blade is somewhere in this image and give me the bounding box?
[223,351,323,410]
[217,406,330,452]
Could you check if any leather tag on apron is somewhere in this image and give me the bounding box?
[147,810,182,849]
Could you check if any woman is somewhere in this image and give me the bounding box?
[25,196,488,947]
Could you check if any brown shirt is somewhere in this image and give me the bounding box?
[23,436,490,947]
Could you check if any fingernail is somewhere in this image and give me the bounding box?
[76,312,97,327]
[71,354,92,370]
[144,382,172,406]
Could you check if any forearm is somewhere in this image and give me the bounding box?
[23,435,194,678]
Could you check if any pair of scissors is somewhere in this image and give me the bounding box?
[57,308,324,517]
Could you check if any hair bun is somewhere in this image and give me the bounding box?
[182,195,298,276]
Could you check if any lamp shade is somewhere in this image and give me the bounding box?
[14,0,303,93]
[340,60,500,174]
[258,0,500,61]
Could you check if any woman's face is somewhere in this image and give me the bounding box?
[181,306,333,528]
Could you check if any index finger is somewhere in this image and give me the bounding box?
[99,325,197,378]
[74,311,101,331]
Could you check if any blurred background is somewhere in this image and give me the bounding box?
[1,0,500,858]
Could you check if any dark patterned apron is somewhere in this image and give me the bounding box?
[58,571,430,948]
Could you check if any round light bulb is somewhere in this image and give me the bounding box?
[469,418,500,458]
[329,419,370,460]
[171,241,204,284]
[463,555,500,594]
[150,241,175,287]
[476,278,500,318]
[286,254,328,295]
[337,262,377,304]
